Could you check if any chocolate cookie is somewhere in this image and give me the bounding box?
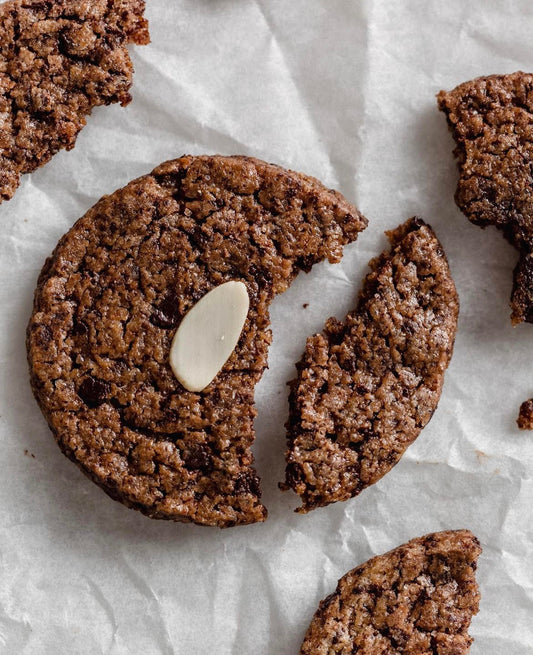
[438,73,533,427]
[282,218,458,512]
[27,155,367,527]
[0,0,149,203]
[300,530,481,655]
[438,72,533,325]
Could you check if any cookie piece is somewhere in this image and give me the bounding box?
[300,530,481,655]
[0,0,149,203]
[27,155,367,527]
[437,72,533,324]
[438,73,533,426]
[282,218,458,512]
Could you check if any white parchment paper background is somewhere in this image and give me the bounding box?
[1,1,532,653]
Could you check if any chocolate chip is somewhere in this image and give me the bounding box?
[234,471,261,497]
[248,263,273,288]
[78,376,110,407]
[35,325,52,347]
[72,319,88,337]
[410,216,425,229]
[182,443,213,473]
[321,592,338,610]
[295,254,316,272]
[150,291,181,328]
[188,225,208,250]
[342,357,357,373]
[285,462,303,488]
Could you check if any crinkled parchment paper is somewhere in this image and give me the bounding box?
[0,1,532,653]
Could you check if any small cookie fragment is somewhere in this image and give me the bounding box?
[0,0,150,203]
[27,154,367,527]
[282,218,458,512]
[517,399,533,430]
[300,530,482,655]
[438,72,533,423]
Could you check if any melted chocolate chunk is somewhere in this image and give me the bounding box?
[234,472,261,497]
[182,444,213,473]
[150,291,182,329]
[78,376,110,407]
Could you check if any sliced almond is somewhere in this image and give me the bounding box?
[169,281,250,392]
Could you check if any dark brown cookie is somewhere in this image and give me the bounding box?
[282,218,458,512]
[438,72,533,325]
[300,530,481,655]
[27,155,367,527]
[438,72,533,426]
[0,0,149,203]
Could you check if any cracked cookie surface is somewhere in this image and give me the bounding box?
[438,72,533,325]
[300,530,481,655]
[27,154,367,527]
[438,72,533,426]
[0,0,149,203]
[282,218,458,512]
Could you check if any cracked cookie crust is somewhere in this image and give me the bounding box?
[27,154,367,527]
[438,72,533,325]
[0,0,149,203]
[282,218,458,512]
[438,72,533,427]
[300,530,481,655]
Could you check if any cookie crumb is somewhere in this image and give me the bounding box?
[475,449,488,462]
[518,399,533,429]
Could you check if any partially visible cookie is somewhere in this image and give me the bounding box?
[438,72,533,426]
[438,72,533,325]
[282,218,458,512]
[27,155,367,527]
[0,0,149,203]
[300,530,482,655]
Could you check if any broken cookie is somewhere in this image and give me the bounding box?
[27,154,367,527]
[282,218,458,512]
[438,72,533,427]
[0,0,149,203]
[300,530,481,655]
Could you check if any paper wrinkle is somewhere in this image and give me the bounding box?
[252,2,332,182]
[83,577,118,654]
[115,553,175,655]
[1,0,533,653]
